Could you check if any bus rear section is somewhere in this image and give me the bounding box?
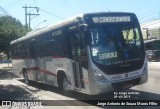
[83,13,148,95]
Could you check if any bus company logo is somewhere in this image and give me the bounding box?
[2,101,11,106]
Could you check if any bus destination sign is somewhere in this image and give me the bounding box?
[92,16,131,23]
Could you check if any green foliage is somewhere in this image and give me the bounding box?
[0,15,29,59]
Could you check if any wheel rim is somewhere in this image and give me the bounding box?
[63,78,70,91]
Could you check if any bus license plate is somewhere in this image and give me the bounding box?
[123,84,132,89]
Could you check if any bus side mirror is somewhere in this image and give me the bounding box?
[78,24,88,31]
[84,31,91,45]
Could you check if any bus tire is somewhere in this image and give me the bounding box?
[59,74,72,96]
[22,68,29,85]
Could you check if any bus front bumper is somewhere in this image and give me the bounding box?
[89,73,148,95]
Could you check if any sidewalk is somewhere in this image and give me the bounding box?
[148,61,160,67]
[0,63,13,70]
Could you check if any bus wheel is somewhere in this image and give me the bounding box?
[23,68,29,84]
[60,75,72,96]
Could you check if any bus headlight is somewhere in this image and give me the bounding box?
[92,69,107,81]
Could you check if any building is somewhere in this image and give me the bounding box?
[140,19,160,39]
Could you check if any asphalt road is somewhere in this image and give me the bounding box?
[0,62,160,109]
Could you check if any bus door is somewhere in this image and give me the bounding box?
[69,31,86,91]
[29,39,42,81]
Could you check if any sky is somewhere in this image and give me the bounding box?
[1,0,160,29]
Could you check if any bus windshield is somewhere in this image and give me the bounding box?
[89,23,144,71]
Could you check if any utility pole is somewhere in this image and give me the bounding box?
[143,28,149,39]
[22,5,39,31]
[146,28,149,39]
[23,5,27,31]
[28,13,39,28]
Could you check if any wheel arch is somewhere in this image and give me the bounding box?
[57,70,67,88]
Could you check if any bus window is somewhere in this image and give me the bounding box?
[53,34,69,57]
[29,39,38,58]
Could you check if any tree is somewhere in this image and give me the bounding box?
[0,16,29,59]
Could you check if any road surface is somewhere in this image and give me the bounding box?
[0,62,160,109]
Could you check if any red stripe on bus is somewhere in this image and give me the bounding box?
[27,67,57,77]
[39,69,57,77]
[27,67,39,71]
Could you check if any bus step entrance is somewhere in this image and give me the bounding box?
[72,62,85,90]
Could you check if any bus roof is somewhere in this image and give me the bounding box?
[10,12,135,45]
[10,14,84,45]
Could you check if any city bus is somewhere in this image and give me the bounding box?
[144,38,160,61]
[10,12,148,95]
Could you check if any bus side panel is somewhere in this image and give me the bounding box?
[53,58,73,88]
[26,58,39,81]
[39,57,57,86]
[12,59,25,78]
[82,67,91,94]
[34,57,72,88]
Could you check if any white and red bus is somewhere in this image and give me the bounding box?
[10,12,148,95]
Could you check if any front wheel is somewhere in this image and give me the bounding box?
[60,75,72,96]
